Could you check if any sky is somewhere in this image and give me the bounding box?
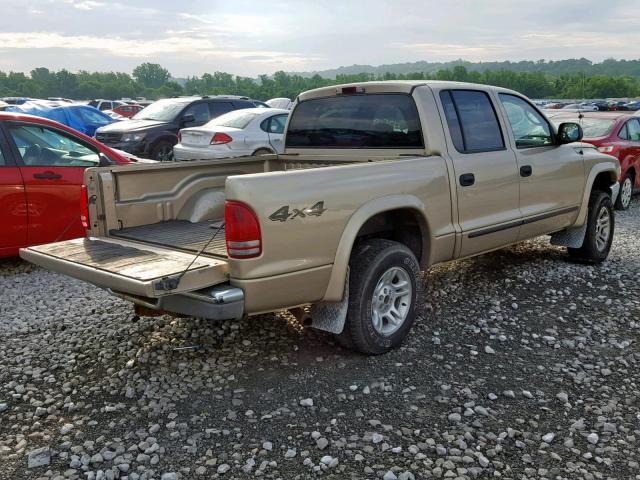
[0,0,639,77]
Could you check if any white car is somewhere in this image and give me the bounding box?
[173,108,289,161]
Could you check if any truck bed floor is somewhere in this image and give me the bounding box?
[110,220,227,258]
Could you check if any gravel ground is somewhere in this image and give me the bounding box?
[1,199,639,480]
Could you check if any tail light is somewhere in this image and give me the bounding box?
[597,145,616,154]
[211,132,232,145]
[224,201,261,259]
[80,184,90,229]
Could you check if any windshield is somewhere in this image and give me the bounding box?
[132,99,186,122]
[286,94,423,148]
[206,110,260,129]
[550,117,616,138]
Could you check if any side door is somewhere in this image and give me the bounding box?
[0,126,27,255]
[438,89,521,257]
[265,114,288,153]
[5,122,101,246]
[497,93,584,240]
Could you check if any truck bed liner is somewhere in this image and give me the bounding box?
[110,220,227,257]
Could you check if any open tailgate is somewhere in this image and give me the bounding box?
[19,237,228,298]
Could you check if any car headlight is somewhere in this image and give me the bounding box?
[122,132,146,142]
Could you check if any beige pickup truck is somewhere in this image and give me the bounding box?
[21,81,620,354]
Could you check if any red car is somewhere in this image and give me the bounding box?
[549,112,640,210]
[112,104,144,118]
[0,112,131,257]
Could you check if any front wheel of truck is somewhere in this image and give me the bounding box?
[339,239,421,355]
[568,190,614,263]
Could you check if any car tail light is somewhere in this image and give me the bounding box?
[80,184,90,229]
[211,132,233,145]
[597,145,616,153]
[224,201,261,259]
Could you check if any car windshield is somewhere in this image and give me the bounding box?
[206,111,261,129]
[287,94,423,148]
[132,99,186,122]
[550,117,616,138]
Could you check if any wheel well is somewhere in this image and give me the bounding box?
[592,171,616,193]
[354,209,426,263]
[253,147,274,155]
[626,167,636,184]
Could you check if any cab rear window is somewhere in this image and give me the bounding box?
[286,94,423,149]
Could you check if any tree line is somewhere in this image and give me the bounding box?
[1,62,639,102]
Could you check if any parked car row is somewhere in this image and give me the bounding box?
[537,99,640,111]
[95,95,274,161]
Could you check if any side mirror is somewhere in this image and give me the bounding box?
[99,153,115,166]
[557,122,583,144]
[181,114,195,125]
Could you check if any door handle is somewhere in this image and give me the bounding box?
[33,171,62,180]
[459,173,475,187]
[520,165,533,177]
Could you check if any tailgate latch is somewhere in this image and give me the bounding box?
[154,276,180,291]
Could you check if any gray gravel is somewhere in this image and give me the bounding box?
[1,198,639,479]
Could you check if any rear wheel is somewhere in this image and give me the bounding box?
[151,141,174,161]
[615,173,633,210]
[337,239,421,355]
[568,191,614,263]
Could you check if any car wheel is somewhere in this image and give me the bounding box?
[338,239,421,355]
[151,141,174,162]
[568,190,614,263]
[615,173,633,211]
[253,148,274,156]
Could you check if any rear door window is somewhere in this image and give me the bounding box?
[269,114,288,134]
[286,94,423,148]
[627,119,640,141]
[184,102,211,124]
[440,90,505,153]
[209,102,235,118]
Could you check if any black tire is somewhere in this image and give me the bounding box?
[151,140,175,161]
[568,191,614,263]
[253,148,274,156]
[337,239,421,355]
[614,173,633,211]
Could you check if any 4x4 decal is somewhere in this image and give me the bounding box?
[269,201,326,222]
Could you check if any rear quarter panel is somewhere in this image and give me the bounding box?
[225,156,454,284]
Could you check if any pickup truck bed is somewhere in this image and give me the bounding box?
[110,220,227,258]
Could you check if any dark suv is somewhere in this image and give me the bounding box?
[95,96,256,160]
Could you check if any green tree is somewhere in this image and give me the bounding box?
[132,63,171,89]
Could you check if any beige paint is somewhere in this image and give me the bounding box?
[20,80,620,317]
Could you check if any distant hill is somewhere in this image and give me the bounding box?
[293,58,640,79]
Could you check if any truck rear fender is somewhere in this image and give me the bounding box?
[322,195,430,302]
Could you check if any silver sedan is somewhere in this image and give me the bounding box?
[173,108,289,161]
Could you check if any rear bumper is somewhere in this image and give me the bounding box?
[109,284,245,320]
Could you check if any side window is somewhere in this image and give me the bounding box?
[209,102,234,118]
[440,90,504,153]
[0,142,5,166]
[499,94,553,148]
[626,119,640,142]
[88,100,98,108]
[269,115,288,134]
[439,91,465,152]
[98,102,111,111]
[184,103,211,124]
[618,123,629,140]
[8,125,100,167]
[232,101,254,110]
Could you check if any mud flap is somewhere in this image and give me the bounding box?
[309,269,349,334]
[550,223,587,249]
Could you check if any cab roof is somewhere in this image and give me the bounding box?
[297,80,521,101]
